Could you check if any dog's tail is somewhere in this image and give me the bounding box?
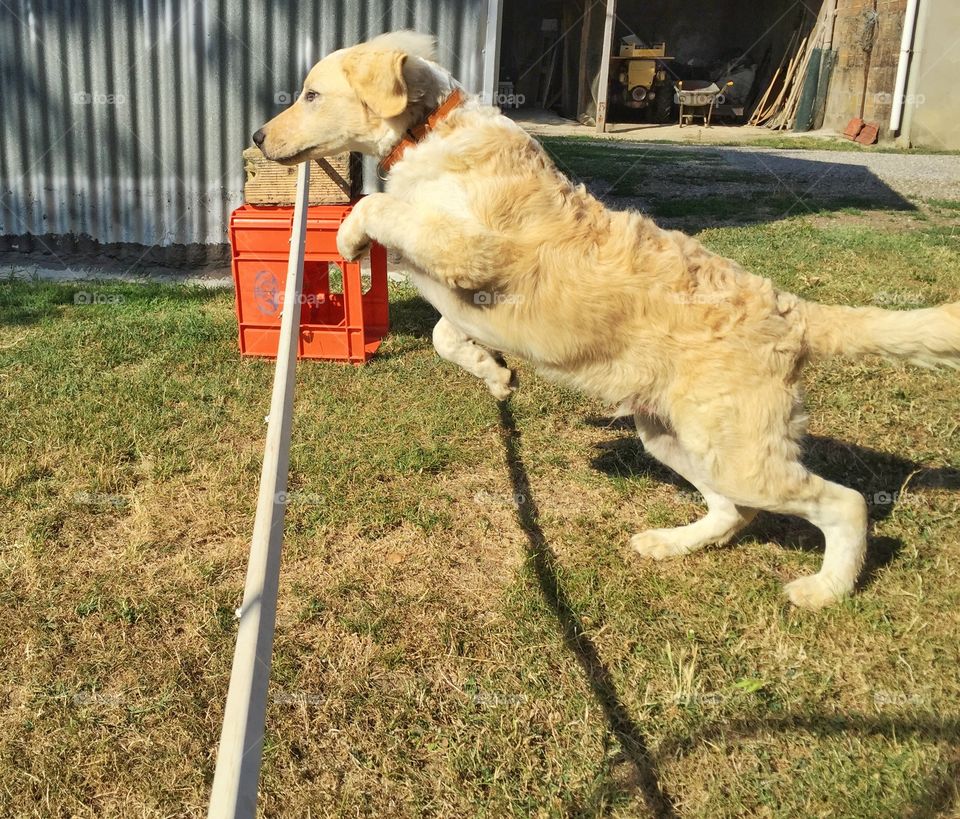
[801,300,960,368]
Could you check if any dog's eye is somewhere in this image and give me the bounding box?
[304,90,320,103]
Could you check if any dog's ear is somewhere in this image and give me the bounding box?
[342,49,409,118]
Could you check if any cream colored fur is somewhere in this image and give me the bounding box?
[256,31,960,609]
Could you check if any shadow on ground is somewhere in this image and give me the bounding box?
[388,291,439,340]
[657,712,960,817]
[498,402,678,818]
[538,138,917,233]
[0,277,225,328]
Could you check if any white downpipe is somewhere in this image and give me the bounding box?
[890,0,921,132]
[207,161,310,819]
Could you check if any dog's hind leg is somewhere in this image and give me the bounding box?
[630,414,757,559]
[667,408,868,609]
[756,478,867,610]
[432,317,516,400]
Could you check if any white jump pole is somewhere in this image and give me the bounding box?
[208,160,311,818]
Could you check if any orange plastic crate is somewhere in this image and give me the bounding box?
[229,202,389,364]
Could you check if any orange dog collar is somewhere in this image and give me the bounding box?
[378,88,467,175]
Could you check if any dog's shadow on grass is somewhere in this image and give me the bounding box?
[587,416,960,590]
[498,403,678,818]
[387,291,438,340]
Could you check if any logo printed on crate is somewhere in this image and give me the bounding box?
[252,269,328,318]
[253,270,282,318]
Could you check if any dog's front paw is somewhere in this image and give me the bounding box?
[784,573,851,609]
[630,529,691,560]
[336,204,373,261]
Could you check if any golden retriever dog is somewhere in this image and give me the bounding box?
[254,31,960,609]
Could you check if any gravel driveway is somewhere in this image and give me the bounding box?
[592,140,960,203]
[720,147,960,201]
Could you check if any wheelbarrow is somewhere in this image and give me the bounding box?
[674,80,734,127]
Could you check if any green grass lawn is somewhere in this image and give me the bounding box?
[1,139,959,817]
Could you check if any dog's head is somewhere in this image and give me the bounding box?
[253,31,438,163]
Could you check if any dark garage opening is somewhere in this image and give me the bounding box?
[499,0,826,129]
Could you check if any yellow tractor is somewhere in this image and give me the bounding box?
[613,42,674,122]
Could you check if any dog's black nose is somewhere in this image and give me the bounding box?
[252,128,266,147]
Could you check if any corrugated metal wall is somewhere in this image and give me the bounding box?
[0,0,488,259]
